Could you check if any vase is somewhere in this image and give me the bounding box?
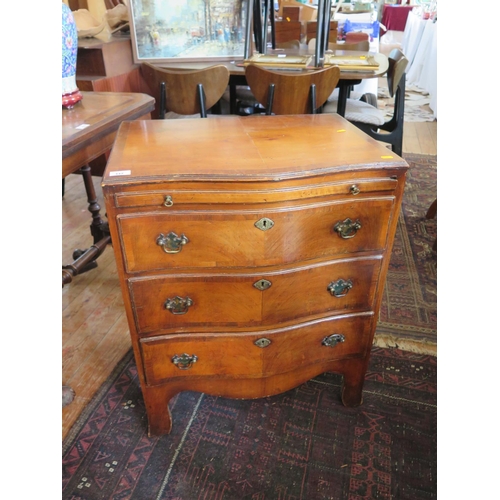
[62,2,82,108]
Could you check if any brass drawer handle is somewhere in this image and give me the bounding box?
[350,185,360,195]
[163,195,174,207]
[327,278,353,297]
[322,334,345,348]
[156,232,189,253]
[333,218,362,239]
[172,353,198,370]
[164,296,193,315]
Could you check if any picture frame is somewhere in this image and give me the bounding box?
[127,0,250,64]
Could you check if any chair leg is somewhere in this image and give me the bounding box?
[393,135,403,157]
[197,84,207,118]
[266,83,275,115]
[159,81,166,119]
[310,83,317,114]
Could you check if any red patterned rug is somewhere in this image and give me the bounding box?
[375,153,437,355]
[62,346,436,499]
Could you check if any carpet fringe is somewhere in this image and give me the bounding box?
[373,334,437,356]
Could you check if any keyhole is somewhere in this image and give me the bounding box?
[255,217,274,231]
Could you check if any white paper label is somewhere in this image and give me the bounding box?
[109,170,131,176]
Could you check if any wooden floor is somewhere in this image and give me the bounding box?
[62,116,437,441]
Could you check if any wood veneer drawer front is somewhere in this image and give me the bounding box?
[140,314,373,386]
[113,178,398,208]
[118,197,395,273]
[128,257,382,334]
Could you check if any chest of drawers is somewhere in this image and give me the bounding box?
[102,114,408,436]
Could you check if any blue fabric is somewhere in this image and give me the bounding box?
[343,20,380,40]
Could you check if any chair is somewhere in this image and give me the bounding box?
[323,49,409,157]
[140,62,230,119]
[244,64,341,115]
[225,40,303,115]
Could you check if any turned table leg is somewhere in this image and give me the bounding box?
[80,163,108,244]
[62,164,111,287]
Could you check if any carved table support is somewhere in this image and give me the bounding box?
[62,235,111,287]
[62,163,112,287]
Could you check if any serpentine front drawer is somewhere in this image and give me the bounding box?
[140,313,374,386]
[128,256,382,335]
[117,197,395,273]
[112,177,399,209]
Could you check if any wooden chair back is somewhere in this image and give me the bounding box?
[308,38,370,52]
[387,48,408,97]
[351,48,409,156]
[245,64,341,115]
[140,62,230,117]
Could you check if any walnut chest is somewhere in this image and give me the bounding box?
[102,114,408,436]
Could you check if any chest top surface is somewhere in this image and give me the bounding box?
[102,114,407,186]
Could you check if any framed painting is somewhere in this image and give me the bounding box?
[127,0,250,63]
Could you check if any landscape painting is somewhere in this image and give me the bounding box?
[128,0,249,63]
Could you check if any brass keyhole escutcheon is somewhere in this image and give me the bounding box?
[255,217,275,231]
[254,338,271,348]
[254,279,272,291]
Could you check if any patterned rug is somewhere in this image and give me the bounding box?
[374,153,437,355]
[62,346,436,499]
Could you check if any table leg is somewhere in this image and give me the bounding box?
[80,163,108,246]
[337,84,348,117]
[62,164,111,287]
[336,80,362,117]
[62,235,111,286]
